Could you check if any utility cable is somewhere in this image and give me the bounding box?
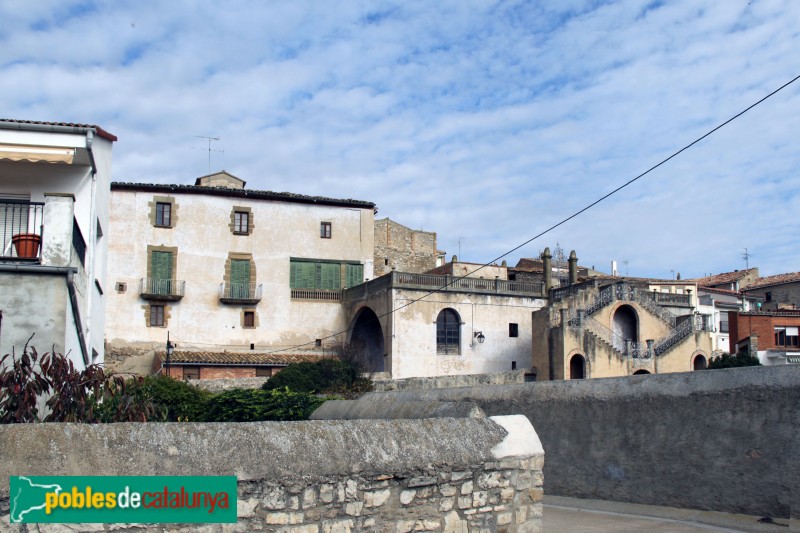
[233,73,800,355]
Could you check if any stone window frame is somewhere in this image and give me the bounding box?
[148,196,178,228]
[143,303,170,328]
[146,245,179,281]
[320,221,332,239]
[230,206,254,236]
[224,252,257,292]
[242,308,258,329]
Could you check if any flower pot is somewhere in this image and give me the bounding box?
[12,233,41,258]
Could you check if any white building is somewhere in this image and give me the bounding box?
[105,172,376,378]
[0,119,116,368]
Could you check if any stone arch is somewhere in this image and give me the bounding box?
[612,304,639,344]
[692,351,708,371]
[569,353,586,379]
[347,306,385,372]
[436,308,461,355]
[633,369,651,375]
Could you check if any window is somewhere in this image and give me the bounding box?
[256,367,272,377]
[766,292,772,302]
[243,311,255,328]
[184,367,200,380]
[509,323,519,337]
[320,222,332,239]
[436,308,461,355]
[150,305,165,327]
[115,282,127,293]
[290,259,363,290]
[345,263,363,288]
[155,202,171,227]
[234,211,249,234]
[775,326,799,347]
[719,320,729,333]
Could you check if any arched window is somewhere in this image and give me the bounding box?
[569,354,585,379]
[436,309,460,355]
[633,369,650,375]
[693,355,707,370]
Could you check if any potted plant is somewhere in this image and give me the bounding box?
[11,233,42,258]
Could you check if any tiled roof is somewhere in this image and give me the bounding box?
[744,272,800,290]
[688,268,759,288]
[513,258,545,273]
[698,286,743,297]
[166,351,326,366]
[111,182,375,209]
[0,118,117,142]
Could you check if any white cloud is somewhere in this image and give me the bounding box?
[1,0,798,277]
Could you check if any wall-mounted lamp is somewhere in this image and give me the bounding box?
[474,331,485,344]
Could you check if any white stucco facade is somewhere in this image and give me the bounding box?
[105,176,375,361]
[0,120,115,369]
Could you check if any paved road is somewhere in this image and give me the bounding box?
[543,496,793,533]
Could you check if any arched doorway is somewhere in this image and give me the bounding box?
[569,354,585,379]
[633,369,650,375]
[613,305,638,344]
[693,354,707,370]
[348,307,385,372]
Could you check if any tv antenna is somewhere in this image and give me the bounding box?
[195,136,223,173]
[742,248,751,269]
[457,237,465,259]
[623,259,629,277]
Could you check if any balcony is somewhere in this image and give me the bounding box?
[140,277,185,301]
[650,292,692,307]
[291,288,342,301]
[219,282,262,304]
[1,200,44,262]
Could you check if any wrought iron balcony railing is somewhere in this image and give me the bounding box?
[219,282,262,304]
[1,200,44,261]
[140,277,186,301]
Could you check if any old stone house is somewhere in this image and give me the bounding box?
[373,218,444,277]
[0,119,116,368]
[105,171,376,378]
[742,272,800,311]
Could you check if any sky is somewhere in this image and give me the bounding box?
[1,0,798,279]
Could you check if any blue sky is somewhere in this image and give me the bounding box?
[1,0,798,279]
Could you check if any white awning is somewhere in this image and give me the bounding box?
[0,143,75,164]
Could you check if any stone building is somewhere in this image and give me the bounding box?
[728,309,800,366]
[373,218,443,277]
[0,119,116,368]
[105,171,376,378]
[531,250,713,379]
[690,268,760,291]
[742,272,800,311]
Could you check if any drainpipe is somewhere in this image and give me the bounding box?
[84,130,97,362]
[66,270,90,366]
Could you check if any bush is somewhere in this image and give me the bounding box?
[262,358,372,396]
[707,352,762,369]
[0,341,155,423]
[204,388,325,422]
[135,375,211,422]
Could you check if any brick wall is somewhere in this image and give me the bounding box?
[729,312,800,352]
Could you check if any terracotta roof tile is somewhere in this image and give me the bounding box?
[744,272,800,290]
[0,118,117,142]
[165,351,326,366]
[111,182,375,209]
[687,268,759,288]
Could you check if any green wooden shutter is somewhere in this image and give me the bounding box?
[151,251,173,295]
[230,259,250,298]
[345,263,363,288]
[318,262,340,290]
[290,260,315,289]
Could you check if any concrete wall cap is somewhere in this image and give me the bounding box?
[489,415,544,459]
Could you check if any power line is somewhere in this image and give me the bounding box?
[262,72,800,355]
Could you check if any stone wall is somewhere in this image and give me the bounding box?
[372,369,534,391]
[364,365,800,519]
[189,376,270,392]
[373,218,437,277]
[0,416,544,532]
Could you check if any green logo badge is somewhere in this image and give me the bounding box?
[9,476,237,524]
